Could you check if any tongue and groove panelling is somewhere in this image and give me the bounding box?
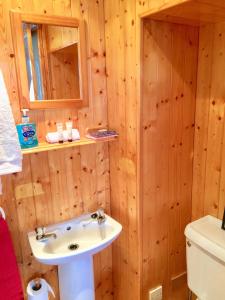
[192,22,225,221]
[0,1,111,299]
[104,0,197,300]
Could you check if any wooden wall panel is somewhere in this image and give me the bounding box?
[191,24,214,221]
[46,26,78,52]
[105,1,141,299]
[0,1,112,299]
[48,44,80,99]
[104,0,197,300]
[1,0,220,299]
[141,20,198,299]
[192,22,225,221]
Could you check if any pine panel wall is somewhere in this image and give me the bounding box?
[104,1,141,300]
[141,19,198,299]
[0,1,112,299]
[192,22,225,221]
[104,1,196,300]
[2,0,225,299]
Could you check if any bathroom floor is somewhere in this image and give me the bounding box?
[170,275,188,300]
[170,275,196,300]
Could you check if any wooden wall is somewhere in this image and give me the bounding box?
[105,1,140,299]
[46,26,78,52]
[141,19,198,299]
[48,44,80,99]
[1,0,223,299]
[46,25,80,99]
[192,22,225,221]
[0,1,112,299]
[104,1,196,300]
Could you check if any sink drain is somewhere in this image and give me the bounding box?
[68,243,79,251]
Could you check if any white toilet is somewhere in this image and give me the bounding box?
[185,215,225,300]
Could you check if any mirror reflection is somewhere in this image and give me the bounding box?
[23,23,80,101]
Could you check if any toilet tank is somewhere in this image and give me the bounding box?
[185,215,225,300]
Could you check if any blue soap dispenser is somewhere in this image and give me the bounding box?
[16,109,38,149]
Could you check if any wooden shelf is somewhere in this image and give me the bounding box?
[48,42,78,54]
[22,137,117,155]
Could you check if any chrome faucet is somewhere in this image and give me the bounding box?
[35,227,57,241]
[96,208,106,225]
[81,209,106,227]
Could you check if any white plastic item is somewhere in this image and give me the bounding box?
[149,286,162,300]
[21,109,29,123]
[27,278,55,300]
[185,215,225,300]
[56,122,64,143]
[66,121,73,141]
[46,129,80,143]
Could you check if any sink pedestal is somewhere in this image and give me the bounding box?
[58,255,95,300]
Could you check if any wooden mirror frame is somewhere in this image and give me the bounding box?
[10,11,89,109]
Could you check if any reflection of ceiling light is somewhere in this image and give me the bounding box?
[31,24,39,31]
[22,22,39,32]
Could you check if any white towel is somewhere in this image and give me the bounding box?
[0,71,22,193]
[46,129,80,143]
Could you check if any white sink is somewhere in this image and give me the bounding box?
[28,211,122,300]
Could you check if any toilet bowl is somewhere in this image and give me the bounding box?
[185,215,225,300]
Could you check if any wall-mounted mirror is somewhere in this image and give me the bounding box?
[10,11,88,109]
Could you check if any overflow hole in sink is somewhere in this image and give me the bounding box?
[68,243,79,251]
[66,226,72,231]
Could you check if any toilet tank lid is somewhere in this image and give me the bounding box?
[185,215,225,262]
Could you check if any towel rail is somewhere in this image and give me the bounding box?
[0,207,6,219]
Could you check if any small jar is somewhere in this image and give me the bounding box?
[66,121,73,142]
[56,122,64,143]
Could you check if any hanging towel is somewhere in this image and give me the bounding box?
[0,217,24,299]
[0,71,22,174]
[0,71,22,191]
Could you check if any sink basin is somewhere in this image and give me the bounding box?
[28,211,122,300]
[28,212,121,265]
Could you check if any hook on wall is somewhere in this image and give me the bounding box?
[0,207,6,219]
